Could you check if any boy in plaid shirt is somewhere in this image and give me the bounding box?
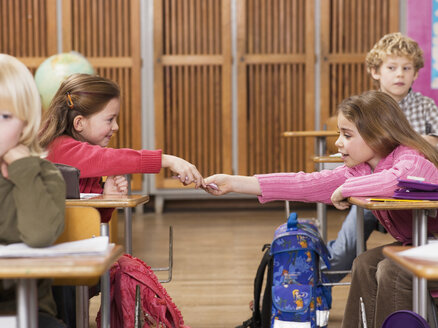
[326,32,438,281]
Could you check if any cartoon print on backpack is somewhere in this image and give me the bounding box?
[270,213,331,328]
[236,213,332,328]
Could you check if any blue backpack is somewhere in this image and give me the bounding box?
[270,212,332,328]
[236,213,332,328]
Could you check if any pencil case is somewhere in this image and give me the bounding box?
[393,179,438,200]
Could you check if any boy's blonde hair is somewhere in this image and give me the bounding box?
[366,32,424,79]
[0,54,43,155]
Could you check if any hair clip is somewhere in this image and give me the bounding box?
[66,92,74,109]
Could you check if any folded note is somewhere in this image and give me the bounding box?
[0,236,109,258]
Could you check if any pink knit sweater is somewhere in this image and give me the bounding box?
[256,145,438,243]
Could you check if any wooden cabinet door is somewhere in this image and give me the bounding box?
[1,0,143,190]
[154,0,232,188]
[320,0,400,124]
[153,0,401,188]
[237,0,316,174]
[0,0,58,72]
[62,0,143,190]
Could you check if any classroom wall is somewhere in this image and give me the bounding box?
[407,0,438,103]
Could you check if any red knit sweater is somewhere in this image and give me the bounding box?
[47,135,162,222]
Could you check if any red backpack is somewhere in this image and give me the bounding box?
[97,254,189,328]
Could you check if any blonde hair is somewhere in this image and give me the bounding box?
[39,73,120,148]
[0,54,43,155]
[366,33,424,86]
[338,90,438,168]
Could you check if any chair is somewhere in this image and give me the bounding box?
[53,206,102,328]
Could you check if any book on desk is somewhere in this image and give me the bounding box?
[0,236,110,258]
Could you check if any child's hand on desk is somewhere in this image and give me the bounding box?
[104,175,128,195]
[1,144,30,179]
[331,186,350,210]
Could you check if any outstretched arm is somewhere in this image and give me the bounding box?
[204,174,261,196]
[162,154,205,188]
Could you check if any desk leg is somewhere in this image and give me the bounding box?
[100,222,109,238]
[101,271,110,328]
[317,203,327,242]
[17,279,37,328]
[316,137,327,242]
[412,210,419,313]
[124,207,133,255]
[417,210,428,319]
[356,206,365,255]
[419,277,427,319]
[412,210,428,318]
[76,286,89,328]
[100,222,111,327]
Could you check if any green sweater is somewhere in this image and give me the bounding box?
[0,156,65,316]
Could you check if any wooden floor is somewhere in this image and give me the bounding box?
[89,199,394,327]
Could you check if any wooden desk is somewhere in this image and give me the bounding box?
[383,246,438,280]
[313,155,343,163]
[66,194,148,327]
[384,245,438,321]
[66,194,149,208]
[349,197,438,318]
[0,245,123,328]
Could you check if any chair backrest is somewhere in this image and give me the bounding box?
[55,207,101,244]
[54,163,80,199]
[53,206,102,286]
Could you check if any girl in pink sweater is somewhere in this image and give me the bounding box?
[205,90,438,327]
[39,73,205,221]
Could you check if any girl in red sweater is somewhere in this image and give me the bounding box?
[39,73,205,210]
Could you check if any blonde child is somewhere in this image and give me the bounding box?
[327,33,438,281]
[39,73,205,222]
[0,54,66,327]
[205,91,438,327]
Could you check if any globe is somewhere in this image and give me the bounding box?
[35,52,95,111]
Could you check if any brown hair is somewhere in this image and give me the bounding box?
[338,90,438,167]
[366,33,424,87]
[39,73,120,148]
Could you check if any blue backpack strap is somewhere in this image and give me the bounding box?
[252,244,272,327]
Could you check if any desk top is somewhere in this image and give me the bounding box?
[348,196,438,210]
[282,130,338,138]
[0,245,123,279]
[383,246,438,279]
[66,194,149,208]
[313,155,343,163]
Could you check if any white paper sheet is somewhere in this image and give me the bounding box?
[399,240,438,261]
[80,193,101,199]
[0,236,109,258]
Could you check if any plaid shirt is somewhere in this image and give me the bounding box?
[399,89,438,136]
